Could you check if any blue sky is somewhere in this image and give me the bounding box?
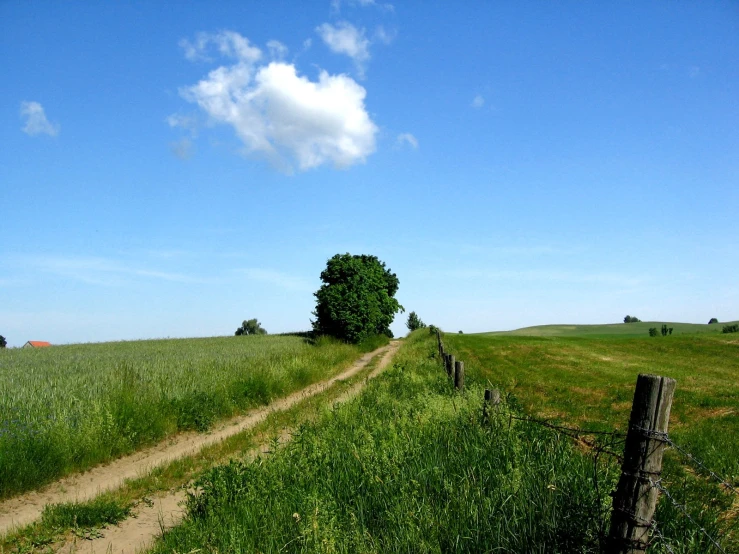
[1,1,738,346]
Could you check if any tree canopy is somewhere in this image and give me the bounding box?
[312,253,403,344]
[623,315,641,323]
[0,335,6,348]
[235,319,267,336]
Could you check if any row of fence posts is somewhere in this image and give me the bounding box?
[437,328,465,390]
[435,329,677,554]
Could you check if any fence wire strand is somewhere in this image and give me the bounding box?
[649,520,677,554]
[439,338,737,554]
[509,415,626,461]
[649,478,729,554]
[665,437,739,497]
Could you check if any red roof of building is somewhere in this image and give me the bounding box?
[26,341,51,347]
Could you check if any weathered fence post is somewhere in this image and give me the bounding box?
[482,389,500,422]
[454,360,464,390]
[607,374,676,554]
[446,354,455,379]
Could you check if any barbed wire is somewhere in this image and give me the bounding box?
[649,477,729,554]
[649,520,677,554]
[508,415,626,461]
[664,437,739,496]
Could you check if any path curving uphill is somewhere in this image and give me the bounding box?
[0,341,401,539]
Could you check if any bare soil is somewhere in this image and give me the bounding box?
[0,341,400,544]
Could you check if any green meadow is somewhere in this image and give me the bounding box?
[488,320,737,338]
[149,329,737,553]
[442,327,739,477]
[443,325,739,551]
[0,334,383,499]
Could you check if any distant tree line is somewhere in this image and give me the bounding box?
[623,315,641,323]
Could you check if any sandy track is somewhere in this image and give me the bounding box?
[0,341,400,538]
[55,341,399,553]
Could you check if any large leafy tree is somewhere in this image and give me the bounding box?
[312,253,403,343]
[0,335,6,348]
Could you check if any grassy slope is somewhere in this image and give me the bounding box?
[487,320,738,338]
[0,334,385,499]
[150,330,735,553]
[443,330,739,551]
[444,331,739,474]
[152,330,615,554]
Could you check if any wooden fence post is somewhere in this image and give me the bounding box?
[454,360,464,390]
[482,389,500,422]
[446,354,455,379]
[607,374,676,554]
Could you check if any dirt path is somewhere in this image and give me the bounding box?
[0,341,401,539]
[55,341,399,554]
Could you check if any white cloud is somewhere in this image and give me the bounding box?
[471,95,485,109]
[396,133,418,149]
[267,40,288,60]
[179,31,262,63]
[20,101,59,136]
[316,21,370,76]
[373,25,396,45]
[179,31,378,172]
[170,138,194,160]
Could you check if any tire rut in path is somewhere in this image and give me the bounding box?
[0,341,401,538]
[55,340,399,554]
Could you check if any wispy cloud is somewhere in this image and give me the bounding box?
[266,39,288,60]
[396,133,418,149]
[471,95,485,109]
[166,113,200,136]
[20,101,59,136]
[238,268,313,291]
[176,30,377,173]
[316,21,370,77]
[179,31,262,63]
[331,0,394,13]
[373,26,396,45]
[170,137,194,160]
[441,268,646,288]
[22,255,215,286]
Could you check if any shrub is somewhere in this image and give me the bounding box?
[235,319,267,336]
[723,324,739,334]
[406,311,426,332]
[649,328,659,337]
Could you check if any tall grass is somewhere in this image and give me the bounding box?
[152,331,617,553]
[0,334,382,499]
[443,331,739,552]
